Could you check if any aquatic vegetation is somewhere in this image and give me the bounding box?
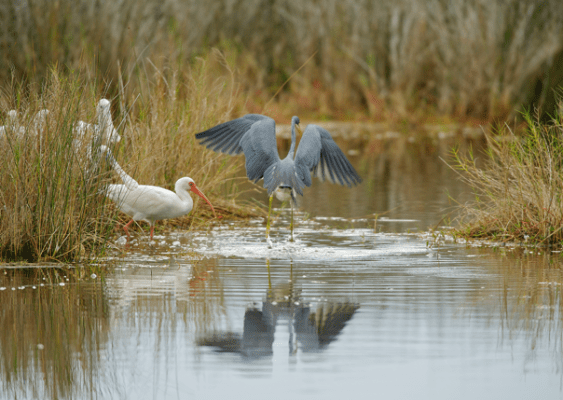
[0,77,113,262]
[452,106,563,246]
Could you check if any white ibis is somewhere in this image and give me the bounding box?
[0,110,19,138]
[100,145,217,242]
[1,109,49,139]
[73,99,121,157]
[30,109,50,137]
[195,114,361,242]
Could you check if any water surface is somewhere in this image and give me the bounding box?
[1,134,562,399]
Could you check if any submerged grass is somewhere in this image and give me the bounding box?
[0,51,253,262]
[452,105,563,247]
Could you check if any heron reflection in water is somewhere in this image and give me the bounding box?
[197,261,359,357]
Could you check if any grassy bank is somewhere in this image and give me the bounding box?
[452,105,563,247]
[1,0,563,122]
[0,52,248,263]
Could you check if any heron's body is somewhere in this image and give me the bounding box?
[195,114,361,241]
[101,146,216,241]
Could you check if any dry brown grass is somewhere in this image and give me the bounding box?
[1,0,562,122]
[452,106,563,246]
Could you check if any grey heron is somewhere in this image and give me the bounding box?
[195,114,361,241]
[100,145,217,242]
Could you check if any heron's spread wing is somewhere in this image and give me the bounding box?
[294,125,362,187]
[195,114,273,155]
[196,114,280,182]
[239,117,280,182]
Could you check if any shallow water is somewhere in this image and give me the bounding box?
[2,134,563,399]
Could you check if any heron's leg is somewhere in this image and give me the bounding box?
[266,194,274,239]
[289,201,294,241]
[149,225,155,240]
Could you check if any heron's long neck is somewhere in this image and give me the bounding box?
[288,121,297,159]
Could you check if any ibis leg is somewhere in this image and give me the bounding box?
[123,219,135,242]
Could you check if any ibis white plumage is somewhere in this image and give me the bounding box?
[100,145,217,242]
[73,99,121,157]
[1,109,49,139]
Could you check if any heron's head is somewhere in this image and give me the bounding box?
[291,116,302,135]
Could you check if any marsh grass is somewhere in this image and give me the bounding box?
[0,50,253,262]
[1,0,563,121]
[452,106,563,246]
[0,75,115,262]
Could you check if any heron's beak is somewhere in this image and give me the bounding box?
[296,123,303,136]
[191,185,218,219]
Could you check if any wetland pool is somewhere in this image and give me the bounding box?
[1,134,563,399]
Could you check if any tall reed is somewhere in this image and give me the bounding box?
[1,0,562,121]
[452,104,563,246]
[0,73,113,262]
